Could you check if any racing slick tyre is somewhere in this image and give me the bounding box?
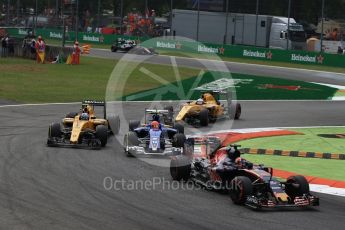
[230,103,241,120]
[124,132,140,156]
[49,122,62,138]
[164,106,174,125]
[199,109,209,126]
[96,125,108,147]
[173,122,184,134]
[66,112,78,118]
[108,115,120,135]
[129,120,140,131]
[229,176,253,205]
[285,175,310,199]
[172,133,186,148]
[170,155,191,181]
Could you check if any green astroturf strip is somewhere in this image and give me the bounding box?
[243,154,345,181]
[123,71,337,101]
[237,128,345,154]
[237,127,345,181]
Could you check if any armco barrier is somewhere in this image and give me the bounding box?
[5,28,345,68]
[142,38,345,68]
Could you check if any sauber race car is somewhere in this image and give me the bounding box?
[111,38,136,52]
[47,100,120,149]
[175,89,241,127]
[124,109,186,156]
[170,136,319,209]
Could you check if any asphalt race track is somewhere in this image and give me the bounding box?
[1,101,345,230]
[1,50,345,229]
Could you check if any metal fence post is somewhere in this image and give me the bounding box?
[286,0,291,50]
[255,0,259,46]
[320,0,325,52]
[196,0,200,41]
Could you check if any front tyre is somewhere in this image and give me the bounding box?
[49,122,62,138]
[170,155,191,181]
[285,175,310,199]
[96,125,108,147]
[229,176,253,204]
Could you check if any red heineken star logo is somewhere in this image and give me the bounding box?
[317,54,324,64]
[175,42,182,49]
[266,51,273,59]
[219,47,225,54]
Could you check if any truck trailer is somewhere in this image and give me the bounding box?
[171,9,306,50]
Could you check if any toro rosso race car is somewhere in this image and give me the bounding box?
[47,100,120,149]
[170,136,319,209]
[124,109,186,156]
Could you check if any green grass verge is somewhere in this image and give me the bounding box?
[244,154,345,181]
[237,127,345,181]
[237,127,345,154]
[0,57,199,103]
[1,57,337,103]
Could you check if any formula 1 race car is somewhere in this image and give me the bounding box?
[175,89,241,127]
[124,108,186,156]
[111,38,136,52]
[47,100,120,149]
[170,137,319,209]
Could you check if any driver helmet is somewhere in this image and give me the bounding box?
[196,98,204,105]
[152,114,160,122]
[80,112,89,120]
[151,121,160,130]
[228,147,240,162]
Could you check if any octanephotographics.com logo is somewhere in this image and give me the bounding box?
[103,176,241,191]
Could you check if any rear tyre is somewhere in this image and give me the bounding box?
[199,109,209,126]
[129,120,140,131]
[164,106,174,125]
[285,175,310,199]
[96,125,108,147]
[170,155,191,181]
[173,122,184,134]
[172,133,186,148]
[108,115,120,135]
[49,122,62,138]
[229,176,253,205]
[235,103,241,120]
[230,103,241,120]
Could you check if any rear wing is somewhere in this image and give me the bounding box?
[82,100,106,119]
[187,136,221,145]
[144,109,170,123]
[145,109,170,114]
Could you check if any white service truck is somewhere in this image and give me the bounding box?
[171,9,306,50]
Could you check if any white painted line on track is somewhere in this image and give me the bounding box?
[310,184,345,197]
[0,102,79,108]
